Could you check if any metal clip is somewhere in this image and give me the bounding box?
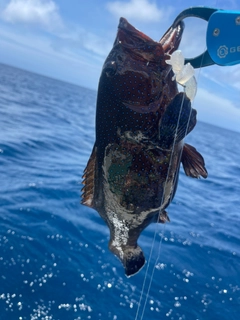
[171,7,240,68]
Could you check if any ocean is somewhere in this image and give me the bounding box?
[0,62,240,320]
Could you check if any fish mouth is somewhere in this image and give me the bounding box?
[109,243,146,277]
[117,17,184,53]
[159,20,184,54]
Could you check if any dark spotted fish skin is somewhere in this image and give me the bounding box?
[82,18,207,277]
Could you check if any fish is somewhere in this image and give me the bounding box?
[81,17,207,277]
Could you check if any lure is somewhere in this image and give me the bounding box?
[166,50,197,101]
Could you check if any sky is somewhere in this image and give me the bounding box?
[0,0,239,132]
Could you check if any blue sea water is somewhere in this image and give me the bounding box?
[0,62,240,320]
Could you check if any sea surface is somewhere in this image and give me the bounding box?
[0,62,240,320]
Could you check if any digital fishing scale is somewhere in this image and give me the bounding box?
[173,7,240,68]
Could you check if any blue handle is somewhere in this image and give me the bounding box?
[207,10,240,66]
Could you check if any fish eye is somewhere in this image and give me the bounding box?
[105,67,116,77]
[105,62,117,78]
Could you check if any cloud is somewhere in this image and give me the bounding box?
[0,0,112,58]
[212,64,240,91]
[106,0,171,23]
[0,26,102,89]
[58,28,112,57]
[194,87,240,132]
[178,18,207,59]
[1,0,63,31]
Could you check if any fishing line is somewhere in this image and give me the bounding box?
[137,89,188,320]
[136,0,219,315]
[135,20,208,320]
[135,78,188,320]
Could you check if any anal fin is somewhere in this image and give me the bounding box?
[154,210,170,223]
[182,143,208,179]
[81,144,97,208]
[159,210,170,223]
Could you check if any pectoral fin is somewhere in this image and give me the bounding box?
[81,144,97,208]
[158,92,197,149]
[181,143,208,179]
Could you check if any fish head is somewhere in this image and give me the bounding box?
[109,242,145,278]
[103,206,154,277]
[100,17,184,113]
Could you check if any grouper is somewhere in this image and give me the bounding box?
[82,17,207,277]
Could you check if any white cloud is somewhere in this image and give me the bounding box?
[233,81,240,90]
[212,64,240,90]
[178,18,207,59]
[58,28,112,57]
[106,0,171,23]
[0,0,112,58]
[194,87,240,132]
[1,0,63,31]
[0,26,102,89]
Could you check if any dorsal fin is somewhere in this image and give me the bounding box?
[81,144,97,208]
